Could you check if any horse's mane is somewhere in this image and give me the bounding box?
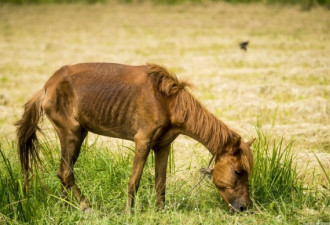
[146,64,253,174]
[147,64,192,97]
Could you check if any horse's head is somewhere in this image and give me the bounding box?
[202,138,255,213]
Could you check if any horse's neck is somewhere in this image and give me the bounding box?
[178,97,234,156]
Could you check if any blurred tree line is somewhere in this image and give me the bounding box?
[0,0,329,10]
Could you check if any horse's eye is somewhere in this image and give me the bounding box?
[234,170,242,176]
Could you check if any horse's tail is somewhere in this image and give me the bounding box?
[15,89,44,179]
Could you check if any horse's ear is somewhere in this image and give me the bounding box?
[246,138,256,147]
[225,136,241,155]
[200,167,213,179]
[235,136,241,148]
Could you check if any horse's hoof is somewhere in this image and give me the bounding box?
[83,207,93,214]
[80,201,91,212]
[125,207,133,215]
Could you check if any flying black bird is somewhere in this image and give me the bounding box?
[239,41,249,51]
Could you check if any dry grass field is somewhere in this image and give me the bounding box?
[0,2,329,224]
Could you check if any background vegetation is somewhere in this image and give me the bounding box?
[1,0,330,9]
[0,1,329,224]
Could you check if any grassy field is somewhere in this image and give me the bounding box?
[0,2,329,224]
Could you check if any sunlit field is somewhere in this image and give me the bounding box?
[0,2,329,224]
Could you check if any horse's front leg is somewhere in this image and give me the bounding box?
[126,133,151,212]
[154,144,171,209]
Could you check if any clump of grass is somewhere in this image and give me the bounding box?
[249,122,329,221]
[250,125,302,209]
[0,145,36,223]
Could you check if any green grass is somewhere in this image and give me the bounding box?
[251,124,328,220]
[0,125,329,224]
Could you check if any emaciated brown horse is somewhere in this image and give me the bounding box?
[15,63,254,212]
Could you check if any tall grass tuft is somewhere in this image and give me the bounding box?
[249,122,329,219]
[250,125,303,210]
[0,145,34,223]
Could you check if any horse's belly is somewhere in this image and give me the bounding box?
[78,115,136,141]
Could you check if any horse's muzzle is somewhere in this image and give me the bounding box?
[229,198,250,213]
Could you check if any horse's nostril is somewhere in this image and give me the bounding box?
[240,205,247,211]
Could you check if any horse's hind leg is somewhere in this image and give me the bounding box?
[45,104,89,211]
[43,71,90,211]
[55,125,89,211]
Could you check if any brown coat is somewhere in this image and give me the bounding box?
[16,63,254,212]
